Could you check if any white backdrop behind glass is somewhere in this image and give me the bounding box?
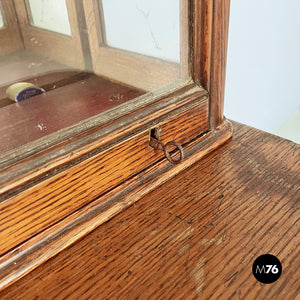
[0,6,3,28]
[102,0,180,62]
[27,0,71,36]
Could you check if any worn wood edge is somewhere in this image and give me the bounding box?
[0,83,207,195]
[0,79,194,168]
[0,119,232,292]
[191,0,212,87]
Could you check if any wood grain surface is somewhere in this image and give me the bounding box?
[0,121,298,299]
[191,0,230,130]
[0,92,209,257]
[193,0,212,90]
[209,0,230,128]
[0,119,231,291]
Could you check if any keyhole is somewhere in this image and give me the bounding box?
[150,127,160,140]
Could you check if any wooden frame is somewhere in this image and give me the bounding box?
[83,0,188,91]
[0,1,24,56]
[13,0,85,69]
[0,0,231,290]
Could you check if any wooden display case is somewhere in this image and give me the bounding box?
[0,0,232,290]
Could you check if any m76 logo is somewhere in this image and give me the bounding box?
[255,264,279,274]
[252,254,282,284]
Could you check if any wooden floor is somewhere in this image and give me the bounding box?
[0,121,299,299]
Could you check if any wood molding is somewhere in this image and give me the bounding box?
[192,0,231,129]
[192,0,213,89]
[209,0,231,128]
[0,91,209,257]
[0,81,203,192]
[0,120,232,291]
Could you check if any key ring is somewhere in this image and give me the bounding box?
[149,136,184,164]
[164,141,184,164]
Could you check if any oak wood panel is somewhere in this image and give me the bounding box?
[0,121,298,299]
[209,0,230,128]
[0,120,232,290]
[0,96,209,256]
[191,0,230,129]
[0,0,24,56]
[193,0,213,89]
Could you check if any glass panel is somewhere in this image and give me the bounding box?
[27,0,71,36]
[0,0,187,159]
[102,0,180,62]
[0,6,3,28]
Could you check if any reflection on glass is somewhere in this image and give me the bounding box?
[0,6,3,28]
[0,0,187,156]
[102,0,180,62]
[27,0,71,36]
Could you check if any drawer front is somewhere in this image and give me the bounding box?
[0,97,208,256]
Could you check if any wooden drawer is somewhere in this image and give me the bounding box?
[0,93,209,256]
